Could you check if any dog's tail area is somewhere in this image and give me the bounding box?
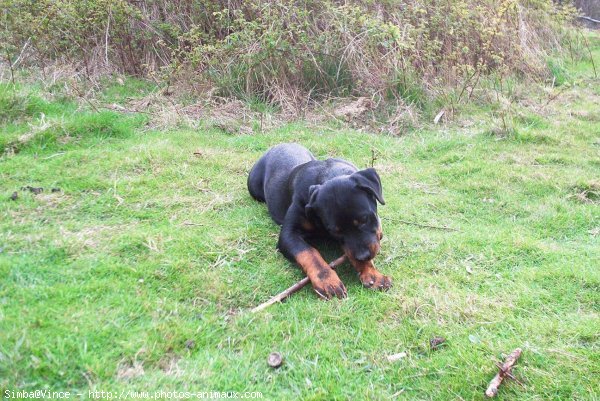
[247,157,266,202]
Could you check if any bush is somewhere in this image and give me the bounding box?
[1,0,578,108]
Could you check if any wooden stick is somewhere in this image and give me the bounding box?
[251,255,347,313]
[485,348,523,397]
[385,217,459,232]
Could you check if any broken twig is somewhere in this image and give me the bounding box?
[251,255,347,313]
[578,16,600,24]
[433,109,445,124]
[385,217,459,232]
[485,348,523,397]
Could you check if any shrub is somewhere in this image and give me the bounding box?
[1,0,579,108]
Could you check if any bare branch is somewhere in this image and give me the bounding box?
[251,255,347,313]
[485,348,523,397]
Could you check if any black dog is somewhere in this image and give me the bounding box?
[248,143,391,299]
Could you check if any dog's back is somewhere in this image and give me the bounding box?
[247,143,315,224]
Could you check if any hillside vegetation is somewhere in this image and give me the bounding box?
[2,0,581,112]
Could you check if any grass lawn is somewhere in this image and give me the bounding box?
[1,35,599,400]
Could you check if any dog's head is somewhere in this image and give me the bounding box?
[305,168,384,261]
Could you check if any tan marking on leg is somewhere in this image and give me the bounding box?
[344,247,391,291]
[295,249,347,299]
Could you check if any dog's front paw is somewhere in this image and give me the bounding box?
[311,270,347,300]
[359,269,392,291]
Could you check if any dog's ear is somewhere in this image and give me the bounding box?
[305,184,321,219]
[351,168,385,205]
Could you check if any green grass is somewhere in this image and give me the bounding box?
[1,36,599,400]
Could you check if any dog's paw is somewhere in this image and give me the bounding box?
[311,271,347,300]
[359,270,392,291]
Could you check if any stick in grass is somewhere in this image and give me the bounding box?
[485,348,523,398]
[251,255,347,313]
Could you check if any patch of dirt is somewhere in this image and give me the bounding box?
[572,109,600,122]
[59,222,138,252]
[571,180,600,204]
[496,152,534,165]
[60,225,110,250]
[124,90,419,136]
[116,361,144,381]
[330,97,420,135]
[333,97,375,120]
[158,353,182,376]
[35,192,68,207]
[128,94,268,134]
[393,281,515,325]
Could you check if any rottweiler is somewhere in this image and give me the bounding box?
[247,143,391,299]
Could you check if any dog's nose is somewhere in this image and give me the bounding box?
[354,248,373,262]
